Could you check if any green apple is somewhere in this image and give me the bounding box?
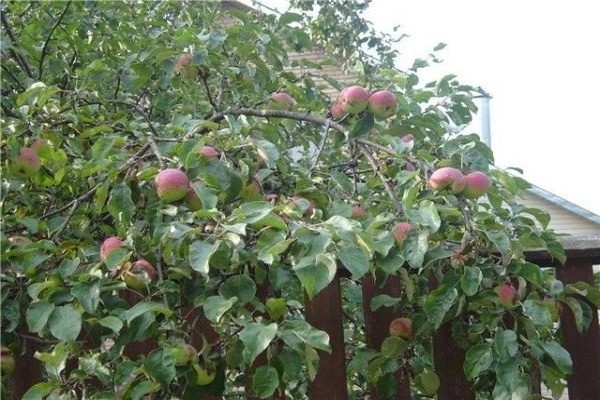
[193,362,216,385]
[1,346,15,375]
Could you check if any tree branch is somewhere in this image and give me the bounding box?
[38,1,72,80]
[357,143,404,216]
[310,117,331,172]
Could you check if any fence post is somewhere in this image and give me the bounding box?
[305,274,348,400]
[362,274,411,399]
[556,261,600,400]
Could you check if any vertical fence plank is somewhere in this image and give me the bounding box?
[432,322,475,400]
[362,274,411,400]
[305,274,348,400]
[8,332,44,400]
[556,261,600,400]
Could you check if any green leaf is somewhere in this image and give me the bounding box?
[494,359,519,393]
[145,348,176,388]
[565,281,600,307]
[97,316,123,333]
[485,230,512,263]
[239,322,278,365]
[71,282,100,314]
[252,366,279,398]
[493,329,518,360]
[21,382,59,400]
[376,246,405,275]
[279,11,303,24]
[348,113,374,139]
[337,242,369,280]
[464,343,493,380]
[124,301,173,325]
[235,201,273,224]
[219,275,257,305]
[26,301,55,333]
[108,183,135,226]
[522,299,552,327]
[48,304,82,342]
[293,253,337,300]
[254,139,280,169]
[423,285,458,330]
[560,297,589,333]
[406,200,441,233]
[370,294,402,311]
[279,320,331,353]
[189,240,219,276]
[460,266,482,296]
[203,295,237,324]
[541,341,572,375]
[380,336,406,359]
[404,230,428,268]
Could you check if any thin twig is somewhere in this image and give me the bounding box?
[357,143,403,216]
[51,200,79,242]
[1,63,26,90]
[38,1,72,80]
[310,118,331,171]
[147,135,165,169]
[201,72,218,111]
[0,10,34,78]
[356,138,396,156]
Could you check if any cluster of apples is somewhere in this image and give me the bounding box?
[429,167,492,199]
[100,236,156,291]
[330,85,398,120]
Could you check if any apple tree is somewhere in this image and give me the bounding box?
[1,1,596,399]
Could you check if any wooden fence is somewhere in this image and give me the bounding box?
[6,237,600,399]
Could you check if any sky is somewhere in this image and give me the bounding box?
[241,0,600,216]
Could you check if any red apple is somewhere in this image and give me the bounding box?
[123,259,156,292]
[351,204,367,219]
[495,283,518,307]
[289,196,315,216]
[368,89,397,119]
[270,92,296,110]
[155,168,189,202]
[462,171,491,199]
[184,184,203,211]
[174,53,192,74]
[389,317,413,339]
[338,85,370,114]
[100,236,122,262]
[198,145,219,160]
[392,222,413,245]
[12,147,41,177]
[329,102,346,119]
[429,167,465,193]
[400,134,414,143]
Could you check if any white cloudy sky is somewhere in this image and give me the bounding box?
[241,0,600,216]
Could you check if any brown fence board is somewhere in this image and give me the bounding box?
[305,274,349,400]
[556,261,600,400]
[362,274,411,400]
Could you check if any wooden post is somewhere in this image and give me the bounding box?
[556,261,600,400]
[432,322,475,400]
[362,274,411,400]
[305,274,348,400]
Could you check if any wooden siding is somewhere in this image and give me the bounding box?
[520,192,600,236]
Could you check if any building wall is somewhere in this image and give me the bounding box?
[520,192,600,236]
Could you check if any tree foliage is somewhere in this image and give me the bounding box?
[1,1,596,399]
